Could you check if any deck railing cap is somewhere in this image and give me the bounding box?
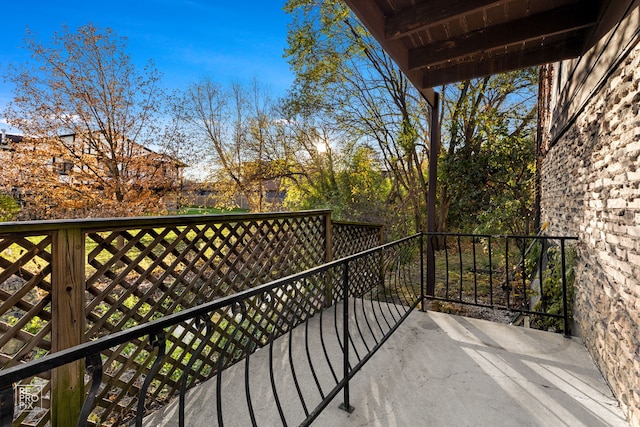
[0,209,333,234]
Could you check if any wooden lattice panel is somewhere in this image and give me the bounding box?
[346,238,421,305]
[84,216,327,335]
[0,231,53,424]
[346,252,383,298]
[90,272,331,425]
[80,214,328,425]
[332,222,382,260]
[0,212,398,426]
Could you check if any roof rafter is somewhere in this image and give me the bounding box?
[385,0,509,39]
[345,0,613,95]
[421,35,585,87]
[408,3,599,71]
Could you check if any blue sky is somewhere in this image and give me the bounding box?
[0,1,294,132]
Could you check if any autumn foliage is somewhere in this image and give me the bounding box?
[2,24,179,219]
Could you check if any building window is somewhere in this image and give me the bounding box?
[53,159,74,175]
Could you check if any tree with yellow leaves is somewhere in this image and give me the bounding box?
[2,24,178,219]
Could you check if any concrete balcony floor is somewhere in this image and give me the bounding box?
[146,306,628,426]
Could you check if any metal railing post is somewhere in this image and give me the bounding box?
[426,92,440,297]
[420,233,425,312]
[561,239,570,337]
[339,261,354,413]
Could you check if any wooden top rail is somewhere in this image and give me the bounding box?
[0,209,332,234]
[332,220,384,228]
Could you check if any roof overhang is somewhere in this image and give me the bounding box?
[343,0,620,106]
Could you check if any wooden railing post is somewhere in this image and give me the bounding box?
[324,212,334,306]
[51,227,85,426]
[324,212,333,264]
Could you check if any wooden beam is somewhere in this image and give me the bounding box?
[421,36,584,87]
[426,92,440,298]
[51,228,85,427]
[344,0,437,106]
[386,0,508,39]
[409,3,598,70]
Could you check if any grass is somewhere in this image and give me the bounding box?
[434,238,493,301]
[427,235,578,334]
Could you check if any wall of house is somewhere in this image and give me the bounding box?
[540,4,640,425]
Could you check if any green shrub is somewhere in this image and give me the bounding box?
[531,245,576,334]
[0,194,20,221]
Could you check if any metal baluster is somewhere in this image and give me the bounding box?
[216,302,247,427]
[245,292,273,426]
[376,253,394,329]
[305,301,326,400]
[395,245,409,309]
[488,236,494,306]
[179,315,214,427]
[538,238,547,312]
[339,260,354,414]
[333,270,347,365]
[368,277,385,339]
[505,238,511,309]
[268,292,290,427]
[78,353,103,427]
[304,277,329,395]
[472,236,478,304]
[444,234,450,299]
[318,297,339,385]
[407,241,421,307]
[354,255,377,351]
[395,250,407,309]
[136,331,166,427]
[352,289,370,355]
[420,233,425,311]
[343,265,362,363]
[360,265,380,347]
[287,284,309,417]
[561,239,570,337]
[385,254,402,321]
[522,238,528,309]
[404,242,416,305]
[458,235,463,301]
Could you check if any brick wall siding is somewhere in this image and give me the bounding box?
[541,45,640,425]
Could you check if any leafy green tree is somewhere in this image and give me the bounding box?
[439,70,538,235]
[284,143,389,224]
[284,1,537,237]
[281,124,342,212]
[173,79,290,212]
[284,0,431,235]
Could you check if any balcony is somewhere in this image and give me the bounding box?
[0,211,628,426]
[146,310,626,426]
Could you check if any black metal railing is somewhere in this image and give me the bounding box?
[0,231,577,426]
[423,232,578,336]
[0,234,421,426]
